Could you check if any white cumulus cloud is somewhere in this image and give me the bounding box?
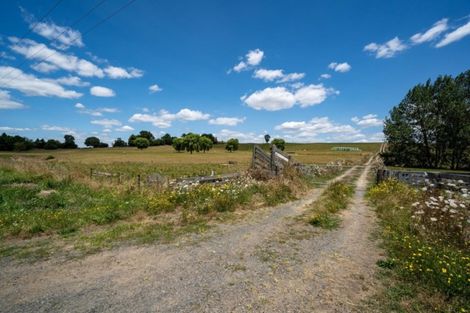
[246,49,264,66]
[242,84,337,111]
[91,119,122,128]
[0,66,81,98]
[129,108,210,128]
[364,37,407,58]
[0,90,26,109]
[149,84,162,94]
[294,84,335,108]
[216,129,264,143]
[175,108,210,120]
[42,124,76,135]
[278,72,305,83]
[115,125,134,132]
[231,48,264,72]
[0,126,31,131]
[90,86,115,97]
[31,62,58,73]
[436,20,470,48]
[9,38,104,77]
[242,87,296,111]
[328,62,351,73]
[9,38,142,79]
[75,103,118,116]
[104,66,143,79]
[253,69,284,81]
[411,18,448,44]
[54,76,89,87]
[275,117,363,142]
[208,117,246,126]
[31,20,83,49]
[351,114,383,127]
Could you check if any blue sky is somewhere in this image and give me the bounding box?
[1,0,470,144]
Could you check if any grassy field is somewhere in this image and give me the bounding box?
[0,142,380,261]
[0,142,381,178]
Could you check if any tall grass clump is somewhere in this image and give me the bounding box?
[306,181,354,229]
[367,179,470,311]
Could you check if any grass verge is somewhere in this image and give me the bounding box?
[364,179,470,312]
[302,180,355,229]
[0,164,318,261]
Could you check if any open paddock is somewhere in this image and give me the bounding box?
[0,143,381,178]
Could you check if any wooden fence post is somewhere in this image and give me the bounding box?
[270,146,275,175]
[137,174,141,190]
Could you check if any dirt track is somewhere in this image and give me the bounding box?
[0,161,381,313]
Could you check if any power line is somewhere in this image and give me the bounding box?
[81,0,138,37]
[21,0,65,39]
[0,0,108,81]
[2,0,138,83]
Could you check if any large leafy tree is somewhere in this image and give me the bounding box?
[199,136,213,153]
[63,135,77,149]
[225,138,239,152]
[383,70,470,169]
[172,137,185,152]
[113,138,127,147]
[161,133,173,145]
[44,139,61,150]
[201,133,218,144]
[133,137,150,150]
[84,136,101,148]
[183,133,200,154]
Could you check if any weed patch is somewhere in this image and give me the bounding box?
[366,179,470,312]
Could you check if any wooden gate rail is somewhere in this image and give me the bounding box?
[251,145,294,176]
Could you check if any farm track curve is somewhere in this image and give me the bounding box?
[0,159,381,313]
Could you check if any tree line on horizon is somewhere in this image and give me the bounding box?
[383,69,470,170]
[0,130,222,152]
[0,129,288,154]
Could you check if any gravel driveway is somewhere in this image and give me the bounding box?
[0,161,381,313]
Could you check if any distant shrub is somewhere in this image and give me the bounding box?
[225,138,239,152]
[133,137,150,150]
[271,138,286,151]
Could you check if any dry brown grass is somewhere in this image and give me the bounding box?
[0,143,381,165]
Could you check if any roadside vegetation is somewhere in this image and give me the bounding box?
[366,179,470,312]
[0,156,336,260]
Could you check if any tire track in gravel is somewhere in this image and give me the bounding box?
[231,156,382,313]
[0,164,378,313]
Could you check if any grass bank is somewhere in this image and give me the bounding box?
[365,179,469,312]
[0,163,330,260]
